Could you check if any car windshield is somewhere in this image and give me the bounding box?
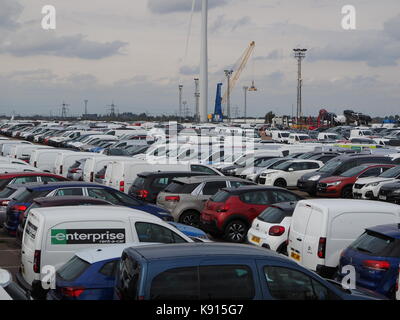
[298,135,309,141]
[340,165,370,177]
[379,165,400,178]
[318,159,343,173]
[280,132,290,137]
[235,154,254,166]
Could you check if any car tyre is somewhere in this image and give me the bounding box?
[341,186,353,199]
[274,179,287,188]
[224,220,248,243]
[179,210,200,227]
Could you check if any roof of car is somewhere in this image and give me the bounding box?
[220,185,291,195]
[0,172,65,178]
[270,201,297,212]
[126,243,291,262]
[366,224,400,239]
[297,199,400,212]
[32,196,112,206]
[137,171,212,178]
[172,176,250,184]
[21,181,107,190]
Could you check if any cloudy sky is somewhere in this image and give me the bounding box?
[0,0,399,117]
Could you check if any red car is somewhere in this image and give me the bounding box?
[316,163,395,198]
[200,186,304,243]
[0,172,68,192]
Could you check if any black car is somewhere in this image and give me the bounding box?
[378,181,400,204]
[297,154,394,196]
[129,171,215,203]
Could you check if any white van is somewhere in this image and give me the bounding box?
[0,156,31,166]
[0,163,40,174]
[271,131,290,143]
[105,161,221,193]
[53,152,102,177]
[288,199,400,278]
[82,156,132,182]
[18,205,192,292]
[10,145,52,161]
[287,133,311,144]
[30,149,74,172]
[1,141,31,157]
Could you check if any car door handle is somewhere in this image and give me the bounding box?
[296,238,302,242]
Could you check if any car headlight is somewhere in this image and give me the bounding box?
[308,175,321,181]
[365,182,379,187]
[326,181,341,187]
[392,189,400,194]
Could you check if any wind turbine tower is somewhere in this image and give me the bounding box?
[199,0,208,123]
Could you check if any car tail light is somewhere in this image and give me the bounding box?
[1,200,9,206]
[165,195,180,202]
[137,189,149,199]
[217,204,229,212]
[363,260,390,271]
[317,237,326,259]
[90,172,94,182]
[12,205,27,212]
[33,250,41,273]
[268,225,285,236]
[119,181,125,192]
[61,287,85,298]
[59,165,63,174]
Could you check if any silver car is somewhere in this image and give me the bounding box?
[156,176,255,226]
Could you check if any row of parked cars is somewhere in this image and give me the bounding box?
[0,121,400,300]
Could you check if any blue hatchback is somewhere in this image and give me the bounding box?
[3,181,172,235]
[338,224,400,299]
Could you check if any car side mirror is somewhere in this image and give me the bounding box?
[288,168,294,172]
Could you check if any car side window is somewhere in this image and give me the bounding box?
[288,163,301,171]
[118,254,141,300]
[264,266,338,300]
[269,190,299,203]
[151,177,170,190]
[202,181,227,195]
[13,176,38,184]
[40,176,63,183]
[230,181,253,188]
[199,265,255,300]
[358,167,382,178]
[135,222,187,244]
[99,260,118,277]
[87,188,117,203]
[54,188,84,196]
[191,165,216,175]
[240,191,270,205]
[150,267,199,300]
[307,162,321,169]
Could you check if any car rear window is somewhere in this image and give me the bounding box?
[0,179,11,190]
[57,256,91,281]
[16,189,49,202]
[350,230,400,257]
[257,207,292,223]
[210,190,231,203]
[164,182,198,194]
[133,176,146,188]
[0,186,16,198]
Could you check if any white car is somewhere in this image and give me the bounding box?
[239,158,291,182]
[258,159,323,188]
[247,202,296,254]
[353,165,400,199]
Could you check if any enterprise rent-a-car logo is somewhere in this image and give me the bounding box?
[51,229,126,245]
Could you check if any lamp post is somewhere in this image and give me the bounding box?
[199,0,208,123]
[293,48,307,125]
[224,69,233,120]
[178,85,183,121]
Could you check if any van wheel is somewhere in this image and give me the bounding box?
[179,210,200,227]
[274,179,287,188]
[341,186,353,199]
[224,220,248,243]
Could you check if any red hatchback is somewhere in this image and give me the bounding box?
[200,186,304,243]
[316,163,395,198]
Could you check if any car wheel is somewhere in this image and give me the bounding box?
[179,210,200,227]
[224,220,248,243]
[274,179,287,188]
[341,186,353,199]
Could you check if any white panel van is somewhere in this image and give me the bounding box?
[288,199,400,278]
[82,156,132,182]
[30,149,74,173]
[53,152,102,177]
[18,205,192,294]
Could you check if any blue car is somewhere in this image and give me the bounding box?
[338,224,400,299]
[47,224,209,300]
[3,181,172,235]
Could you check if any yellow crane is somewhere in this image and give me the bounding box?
[221,41,257,104]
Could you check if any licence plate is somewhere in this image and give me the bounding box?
[379,195,387,200]
[291,252,301,262]
[251,236,260,243]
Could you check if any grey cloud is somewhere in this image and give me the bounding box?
[148,0,228,14]
[179,65,199,75]
[0,32,128,59]
[384,14,400,41]
[210,15,251,33]
[254,49,284,61]
[231,16,251,31]
[0,0,23,29]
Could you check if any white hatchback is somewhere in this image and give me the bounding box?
[247,202,296,254]
[258,159,323,188]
